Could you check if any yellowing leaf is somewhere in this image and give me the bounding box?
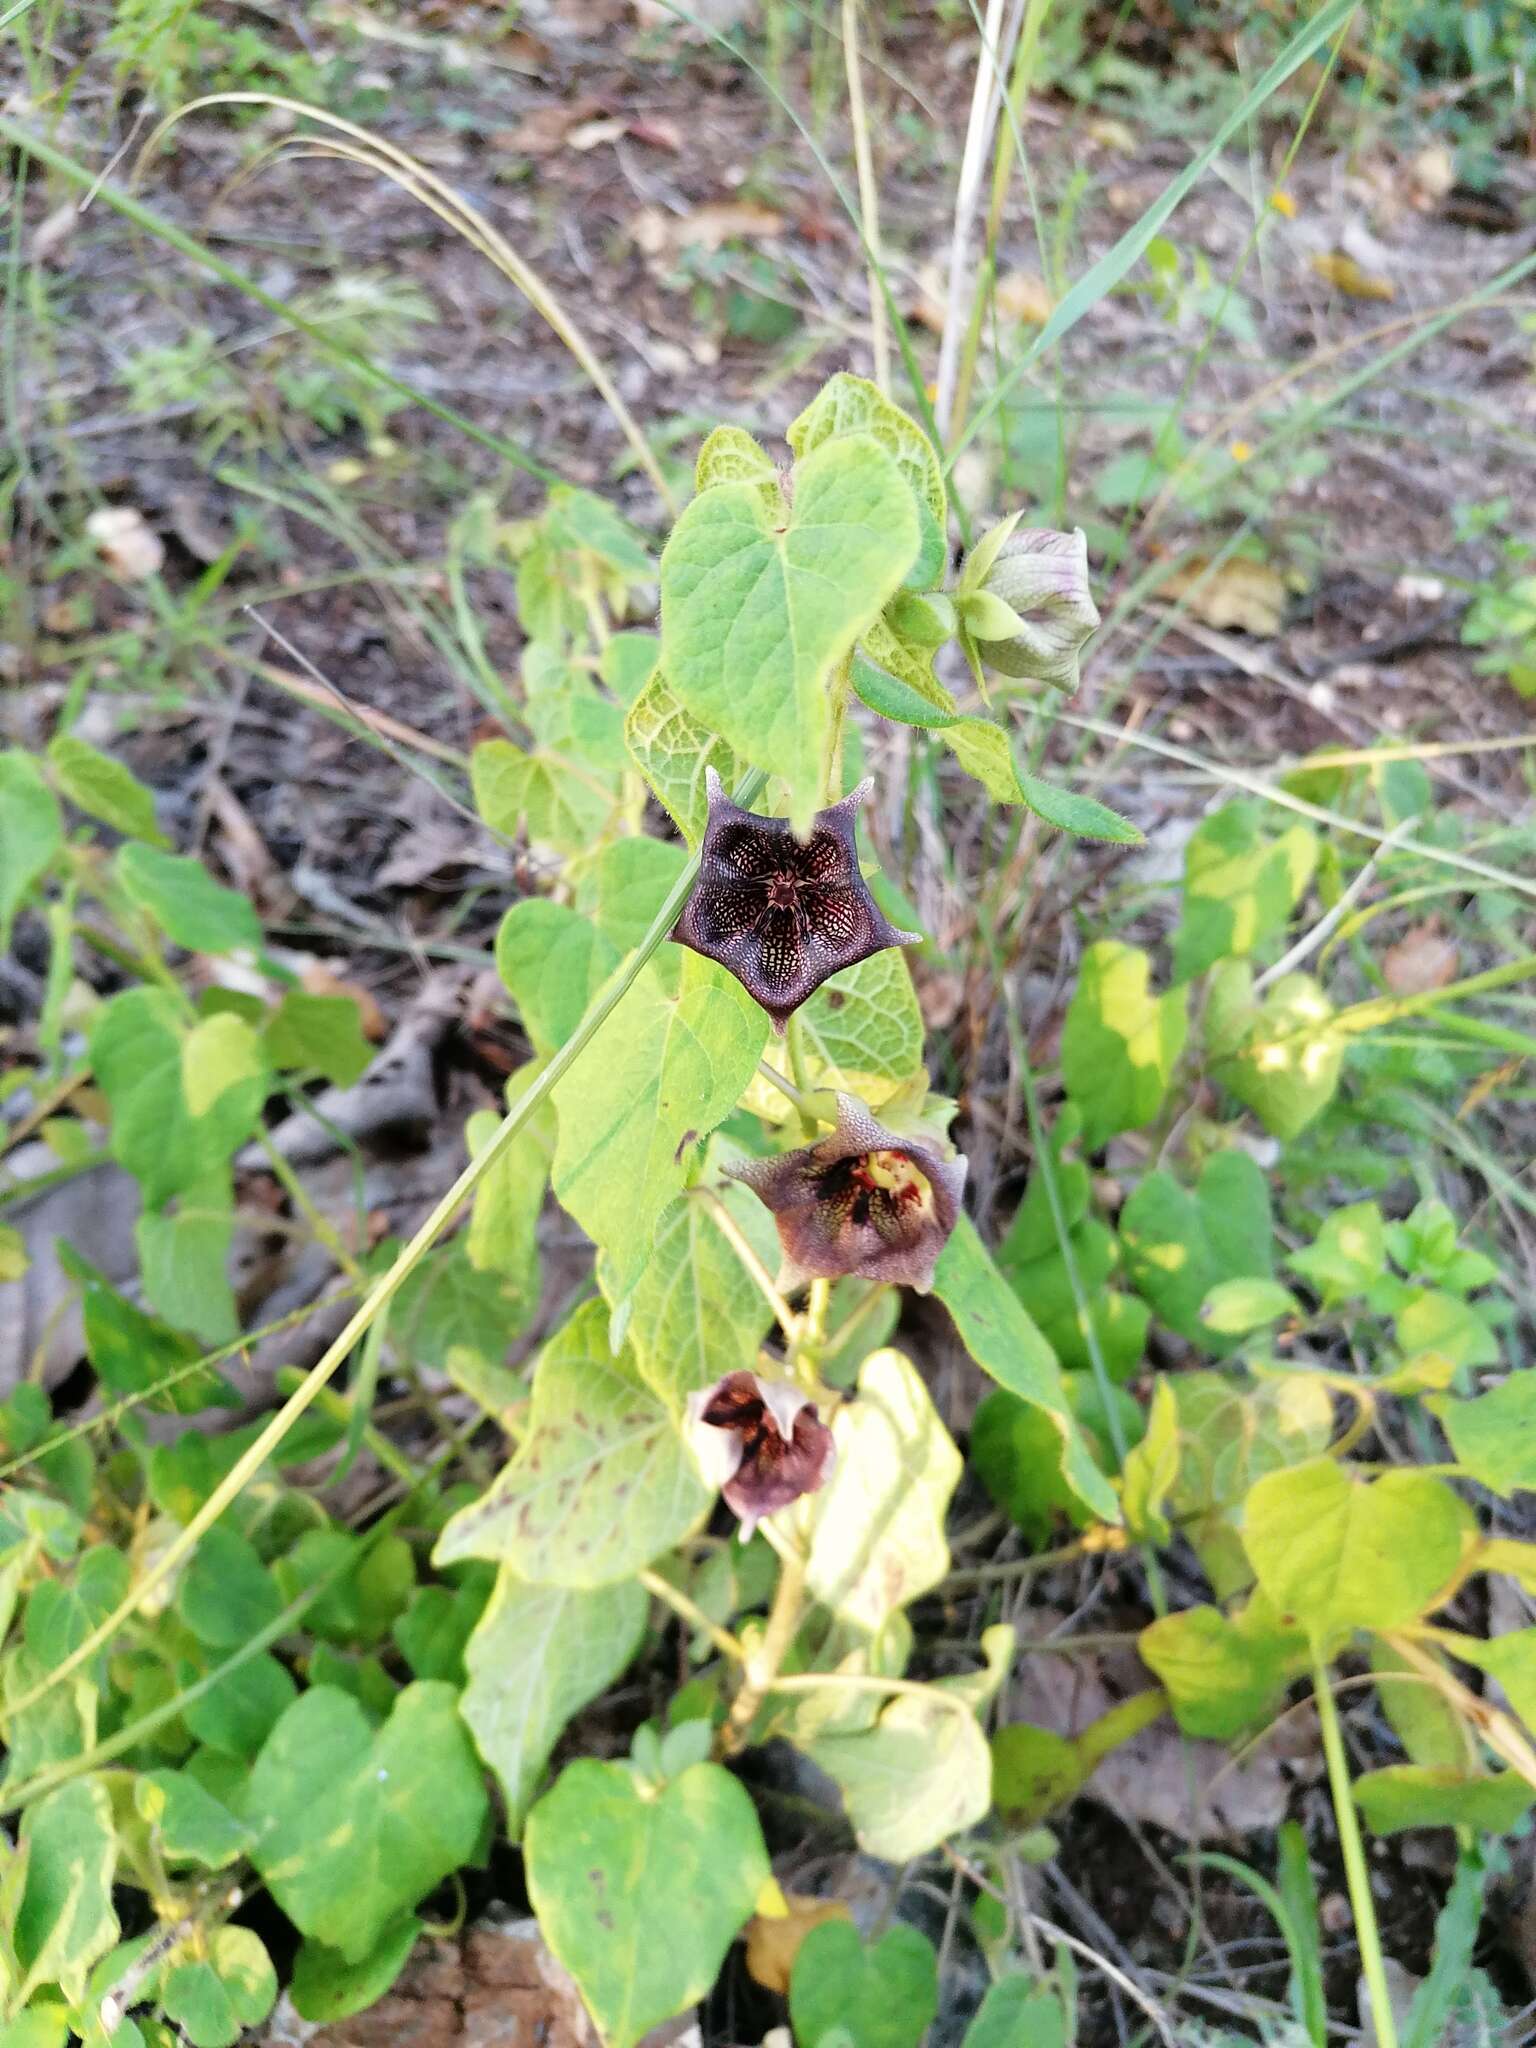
[1311,251,1396,300]
[1162,556,1286,636]
[995,270,1054,325]
[745,1895,853,1995]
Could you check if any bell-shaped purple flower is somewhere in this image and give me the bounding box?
[686,1370,836,1538]
[671,771,920,1031]
[728,1093,967,1294]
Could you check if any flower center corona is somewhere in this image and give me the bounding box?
[766,870,800,911]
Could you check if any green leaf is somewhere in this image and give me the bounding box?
[624,669,744,848]
[605,1176,779,1409]
[13,1778,119,2006]
[160,1928,276,2048]
[1243,1460,1471,1649]
[741,948,925,1124]
[1062,942,1187,1147]
[1120,1149,1273,1354]
[660,433,919,831]
[790,1348,960,1633]
[1138,1597,1299,1739]
[262,990,373,1086]
[69,1247,233,1413]
[525,1758,770,2048]
[177,1524,282,1648]
[1206,962,1343,1139]
[1287,1201,1386,1306]
[244,1681,488,1965]
[937,719,1141,843]
[179,1652,297,1760]
[972,1388,1095,1541]
[47,733,165,845]
[962,1979,1068,2048]
[433,1300,710,1585]
[289,1917,420,2025]
[547,483,653,579]
[787,372,946,566]
[1353,1765,1536,1836]
[0,750,64,950]
[135,1181,239,1347]
[180,1012,267,1120]
[1172,801,1318,981]
[1120,1374,1179,1542]
[90,988,264,1207]
[1396,1288,1499,1371]
[496,900,621,1057]
[1371,1639,1470,1770]
[600,629,659,706]
[990,1722,1081,1825]
[858,616,958,713]
[393,1578,490,1684]
[460,1567,647,1833]
[694,423,779,501]
[1432,1374,1536,1495]
[1013,770,1140,844]
[464,1073,555,1309]
[788,1920,939,2048]
[551,950,766,1303]
[805,1676,993,1862]
[1166,1373,1335,1601]
[24,1547,130,1677]
[115,843,261,955]
[850,653,960,727]
[470,736,616,853]
[134,1770,250,1870]
[591,835,689,955]
[932,1215,1117,1522]
[1199,1277,1299,1336]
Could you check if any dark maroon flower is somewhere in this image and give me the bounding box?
[728,1093,967,1294]
[671,770,920,1030]
[686,1370,835,1537]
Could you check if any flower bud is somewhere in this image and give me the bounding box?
[959,520,1099,693]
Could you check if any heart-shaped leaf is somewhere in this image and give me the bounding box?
[1062,941,1187,1147]
[1243,1459,1472,1650]
[160,1928,276,2048]
[525,1758,770,2048]
[433,1300,711,1585]
[244,1681,488,1964]
[791,1348,960,1633]
[1172,801,1318,981]
[1120,1149,1274,1354]
[661,433,919,829]
[552,951,766,1303]
[601,1176,780,1409]
[788,1920,938,2048]
[624,669,745,848]
[1206,961,1344,1138]
[460,1567,647,1831]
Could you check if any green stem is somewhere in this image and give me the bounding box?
[721,1541,807,1754]
[1313,1652,1398,2048]
[0,769,767,1729]
[786,1015,818,1140]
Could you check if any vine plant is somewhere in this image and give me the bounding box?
[3,372,1534,2048]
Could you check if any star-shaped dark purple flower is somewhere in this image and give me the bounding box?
[728,1093,967,1294]
[686,1370,836,1538]
[671,770,920,1031]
